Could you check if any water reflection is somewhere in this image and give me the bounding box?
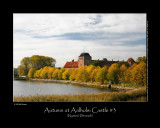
[13,80,119,96]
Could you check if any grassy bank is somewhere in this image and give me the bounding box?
[14,77,28,80]
[14,87,146,102]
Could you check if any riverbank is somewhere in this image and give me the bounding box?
[30,78,137,91]
[14,87,146,102]
[14,77,28,80]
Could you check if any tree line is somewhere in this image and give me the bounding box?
[14,55,146,86]
[26,58,146,86]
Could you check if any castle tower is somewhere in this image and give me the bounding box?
[78,53,92,68]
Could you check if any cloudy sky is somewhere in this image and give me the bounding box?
[13,13,146,68]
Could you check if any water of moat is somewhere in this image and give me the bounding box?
[13,80,119,96]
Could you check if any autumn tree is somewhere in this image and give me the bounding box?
[95,66,108,84]
[34,68,43,78]
[28,68,36,78]
[117,61,130,68]
[118,64,127,83]
[58,68,66,80]
[76,66,89,82]
[130,62,146,86]
[62,69,70,80]
[107,63,120,84]
[18,57,31,76]
[69,69,78,81]
[86,65,96,81]
[18,55,56,76]
[18,65,28,76]
[89,66,100,82]
[47,67,56,79]
[136,56,146,63]
[40,66,49,79]
[124,63,137,83]
[29,55,56,69]
[86,65,95,74]
[52,69,59,80]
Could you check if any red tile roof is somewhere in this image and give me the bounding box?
[64,61,78,68]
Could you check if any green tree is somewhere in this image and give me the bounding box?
[18,65,28,76]
[18,57,31,76]
[20,57,31,67]
[117,61,130,68]
[136,56,146,63]
[14,68,19,77]
[18,55,56,76]
[90,60,101,67]
[29,55,56,69]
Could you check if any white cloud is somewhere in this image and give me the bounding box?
[13,13,146,68]
[13,13,146,36]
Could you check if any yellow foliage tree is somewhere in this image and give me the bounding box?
[62,69,70,80]
[28,68,36,78]
[89,67,100,82]
[130,62,146,86]
[58,68,65,80]
[18,64,28,76]
[47,67,56,79]
[27,59,146,87]
[69,69,78,81]
[124,63,137,83]
[52,69,59,80]
[118,64,127,83]
[40,66,48,79]
[34,68,43,78]
[86,65,95,74]
[95,66,108,84]
[76,66,89,82]
[107,63,120,84]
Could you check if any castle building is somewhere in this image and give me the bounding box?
[63,52,135,69]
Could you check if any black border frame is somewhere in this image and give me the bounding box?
[7,9,153,121]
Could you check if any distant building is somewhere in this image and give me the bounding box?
[63,52,135,68]
[127,58,135,65]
